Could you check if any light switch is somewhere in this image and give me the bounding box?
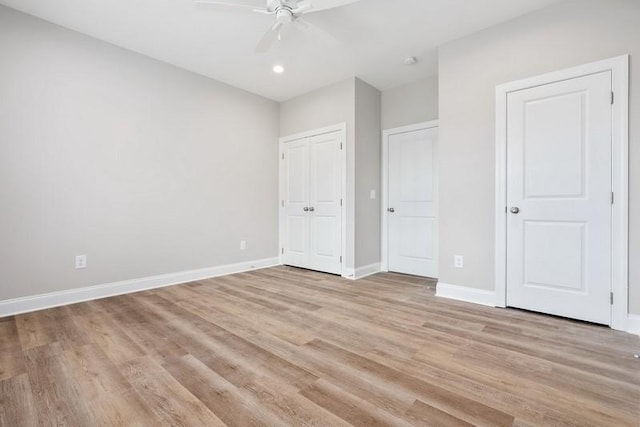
[370,190,376,199]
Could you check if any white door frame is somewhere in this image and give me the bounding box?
[279,123,347,277]
[495,55,629,331]
[381,120,439,272]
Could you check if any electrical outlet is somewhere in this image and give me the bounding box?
[75,255,87,269]
[454,255,464,269]
[240,240,247,251]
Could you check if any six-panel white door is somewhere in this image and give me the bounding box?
[506,71,612,325]
[387,126,438,277]
[282,131,342,275]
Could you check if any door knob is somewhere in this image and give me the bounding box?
[387,207,395,213]
[303,207,309,212]
[309,207,315,212]
[510,207,520,214]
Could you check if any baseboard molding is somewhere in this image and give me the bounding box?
[627,314,640,336]
[352,263,382,280]
[0,257,280,318]
[343,268,355,279]
[436,282,497,307]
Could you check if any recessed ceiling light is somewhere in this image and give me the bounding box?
[404,56,418,65]
[273,65,285,74]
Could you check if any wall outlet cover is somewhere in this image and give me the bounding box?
[454,255,464,269]
[75,255,87,269]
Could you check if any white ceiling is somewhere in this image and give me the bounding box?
[0,0,565,101]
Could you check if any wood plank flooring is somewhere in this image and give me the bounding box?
[1,266,638,426]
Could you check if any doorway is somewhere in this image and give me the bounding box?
[382,121,439,278]
[279,124,346,276]
[495,56,629,330]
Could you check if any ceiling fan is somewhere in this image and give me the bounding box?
[195,0,361,53]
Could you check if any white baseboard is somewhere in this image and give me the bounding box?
[627,314,640,336]
[0,257,280,318]
[343,263,382,280]
[353,263,382,280]
[436,282,497,307]
[343,268,355,279]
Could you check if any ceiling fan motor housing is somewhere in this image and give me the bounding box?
[276,8,294,23]
[268,0,298,11]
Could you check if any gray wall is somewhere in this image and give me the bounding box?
[381,76,439,130]
[438,0,640,314]
[279,78,357,269]
[0,6,280,301]
[354,78,382,268]
[279,77,382,271]
[279,78,355,139]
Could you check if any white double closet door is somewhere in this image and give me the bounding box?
[505,71,613,324]
[282,131,343,275]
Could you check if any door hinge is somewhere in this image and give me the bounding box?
[281,200,284,208]
[340,199,343,207]
[340,142,343,150]
[611,92,614,105]
[282,153,285,160]
[610,292,614,305]
[281,248,284,255]
[339,256,342,263]
[611,192,614,205]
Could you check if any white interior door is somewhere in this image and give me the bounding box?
[308,132,342,274]
[281,131,343,275]
[283,138,309,269]
[506,71,612,325]
[387,126,438,277]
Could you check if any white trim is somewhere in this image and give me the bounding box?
[436,282,497,307]
[0,257,280,318]
[627,314,640,336]
[278,123,348,278]
[343,268,355,279]
[495,55,629,331]
[279,123,346,144]
[381,120,439,272]
[348,263,382,280]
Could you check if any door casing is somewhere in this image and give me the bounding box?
[381,120,439,274]
[495,55,629,331]
[279,123,347,278]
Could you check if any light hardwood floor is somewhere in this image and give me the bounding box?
[1,266,638,426]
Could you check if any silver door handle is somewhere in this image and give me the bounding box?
[387,207,395,213]
[510,207,520,214]
[303,207,309,212]
[309,207,315,212]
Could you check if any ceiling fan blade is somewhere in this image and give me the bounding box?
[302,0,361,13]
[295,17,339,44]
[292,18,309,30]
[291,1,313,15]
[255,21,283,53]
[195,0,268,14]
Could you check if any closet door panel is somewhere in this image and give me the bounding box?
[308,131,342,275]
[283,138,310,268]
